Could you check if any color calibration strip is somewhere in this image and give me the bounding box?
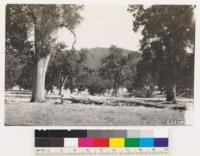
[34,129,169,155]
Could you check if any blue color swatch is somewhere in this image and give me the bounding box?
[139,138,154,147]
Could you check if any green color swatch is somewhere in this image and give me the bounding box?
[125,138,139,147]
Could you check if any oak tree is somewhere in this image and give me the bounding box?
[6,4,83,102]
[128,5,195,102]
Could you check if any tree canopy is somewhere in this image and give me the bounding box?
[6,4,83,102]
[128,5,195,101]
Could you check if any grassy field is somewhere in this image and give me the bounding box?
[5,90,193,126]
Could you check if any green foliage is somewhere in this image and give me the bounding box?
[6,4,83,91]
[85,76,110,95]
[5,5,32,89]
[45,45,140,96]
[6,4,83,57]
[5,47,21,89]
[176,53,194,94]
[45,47,88,92]
[17,61,33,90]
[5,24,33,90]
[128,5,195,99]
[99,45,138,95]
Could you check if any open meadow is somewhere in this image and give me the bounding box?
[5,90,193,126]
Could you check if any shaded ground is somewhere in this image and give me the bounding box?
[5,91,193,126]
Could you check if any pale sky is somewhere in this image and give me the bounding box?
[56,5,142,51]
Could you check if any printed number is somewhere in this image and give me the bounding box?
[167,120,184,125]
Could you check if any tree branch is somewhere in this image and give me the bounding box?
[70,30,77,51]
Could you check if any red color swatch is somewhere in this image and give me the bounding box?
[94,138,109,147]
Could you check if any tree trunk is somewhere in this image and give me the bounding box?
[59,76,68,95]
[30,54,51,102]
[71,78,76,93]
[166,39,177,103]
[166,81,176,103]
[114,81,119,96]
[59,76,63,95]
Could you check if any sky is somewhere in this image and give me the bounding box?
[56,5,142,51]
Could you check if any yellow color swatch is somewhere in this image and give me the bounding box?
[109,138,124,147]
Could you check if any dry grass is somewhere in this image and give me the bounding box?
[5,91,192,126]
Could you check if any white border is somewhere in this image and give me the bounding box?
[1,1,200,155]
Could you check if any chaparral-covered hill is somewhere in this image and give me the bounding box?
[80,47,141,69]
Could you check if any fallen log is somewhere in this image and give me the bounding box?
[63,96,187,110]
[64,96,165,108]
[65,96,104,105]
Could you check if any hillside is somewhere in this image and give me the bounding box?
[82,47,141,69]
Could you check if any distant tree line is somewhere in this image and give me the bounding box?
[46,44,139,96]
[6,42,194,99]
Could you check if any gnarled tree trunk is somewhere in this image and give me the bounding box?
[30,53,51,102]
